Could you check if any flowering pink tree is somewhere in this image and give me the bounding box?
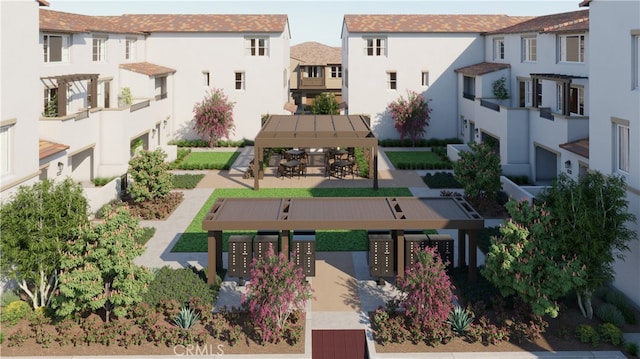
[192,88,235,147]
[241,246,312,344]
[387,90,432,146]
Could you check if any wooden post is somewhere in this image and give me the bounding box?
[393,230,405,278]
[207,230,223,285]
[281,229,290,257]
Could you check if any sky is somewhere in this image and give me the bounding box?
[48,0,584,46]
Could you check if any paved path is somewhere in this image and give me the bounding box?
[128,146,632,359]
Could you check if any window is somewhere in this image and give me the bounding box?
[155,76,167,100]
[245,37,268,56]
[387,71,397,90]
[560,34,585,63]
[535,82,542,106]
[92,36,107,62]
[493,38,505,60]
[331,66,342,78]
[463,76,475,100]
[306,66,322,78]
[365,37,386,56]
[634,33,640,89]
[421,71,430,87]
[1,124,12,177]
[615,123,630,173]
[522,36,537,62]
[97,80,110,108]
[556,84,564,113]
[203,71,210,86]
[43,34,69,63]
[569,86,584,115]
[125,38,136,61]
[235,72,245,90]
[518,79,532,107]
[344,68,348,88]
[43,87,58,116]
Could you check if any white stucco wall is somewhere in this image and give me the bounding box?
[588,0,640,307]
[0,0,42,199]
[144,31,290,142]
[343,29,485,140]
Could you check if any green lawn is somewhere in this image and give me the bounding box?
[178,151,240,170]
[385,151,450,169]
[171,187,413,252]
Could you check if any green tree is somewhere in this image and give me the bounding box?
[53,205,152,322]
[310,93,340,115]
[127,148,172,202]
[452,141,502,204]
[0,179,89,309]
[482,200,585,317]
[537,172,637,319]
[193,88,235,147]
[387,90,432,147]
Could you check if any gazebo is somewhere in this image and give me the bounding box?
[252,114,379,190]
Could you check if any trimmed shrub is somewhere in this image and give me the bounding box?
[598,323,624,346]
[172,174,205,189]
[1,300,32,326]
[0,290,20,307]
[127,149,173,202]
[136,226,156,246]
[92,176,116,187]
[575,324,599,346]
[423,171,462,188]
[625,342,639,357]
[142,266,217,308]
[596,303,626,328]
[603,290,638,325]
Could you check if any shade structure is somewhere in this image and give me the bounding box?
[202,196,484,284]
[252,114,379,189]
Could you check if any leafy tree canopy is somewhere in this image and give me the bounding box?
[387,90,432,147]
[127,148,172,203]
[310,93,340,115]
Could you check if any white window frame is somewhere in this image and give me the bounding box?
[245,37,269,57]
[203,71,210,87]
[387,71,397,90]
[633,32,640,89]
[125,38,136,61]
[560,34,585,63]
[0,124,13,177]
[43,34,69,63]
[421,71,430,87]
[569,86,584,115]
[365,37,386,57]
[92,36,107,62]
[331,66,342,78]
[519,79,532,107]
[615,122,630,174]
[155,76,167,100]
[307,66,322,78]
[556,84,564,113]
[522,36,537,62]
[493,38,505,60]
[235,72,245,90]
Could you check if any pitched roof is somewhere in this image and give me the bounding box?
[39,139,69,160]
[40,10,288,34]
[40,9,142,34]
[291,42,341,65]
[559,137,589,158]
[119,62,176,76]
[343,14,532,33]
[488,9,589,35]
[454,62,510,76]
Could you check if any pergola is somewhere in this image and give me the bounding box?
[201,196,484,285]
[252,114,379,190]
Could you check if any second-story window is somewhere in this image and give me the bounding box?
[463,76,475,100]
[633,32,640,89]
[387,71,397,90]
[366,37,386,56]
[125,38,136,61]
[92,36,107,62]
[614,121,630,173]
[421,71,430,87]
[493,38,505,60]
[560,34,585,63]
[522,36,537,62]
[203,71,210,86]
[569,86,584,115]
[155,76,167,100]
[518,79,532,107]
[43,34,69,63]
[245,37,268,56]
[331,66,342,78]
[235,72,245,90]
[306,66,322,78]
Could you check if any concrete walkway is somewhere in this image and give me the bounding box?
[128,147,630,359]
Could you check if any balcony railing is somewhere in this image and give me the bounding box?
[539,107,555,121]
[300,77,325,89]
[462,92,475,101]
[480,99,500,112]
[130,100,150,112]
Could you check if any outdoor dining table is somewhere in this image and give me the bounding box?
[333,160,352,178]
[285,149,305,160]
[281,160,301,179]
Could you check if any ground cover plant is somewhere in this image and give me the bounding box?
[385,151,451,170]
[171,151,240,170]
[171,187,412,252]
[171,173,205,189]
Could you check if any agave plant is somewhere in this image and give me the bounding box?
[446,305,473,335]
[173,306,201,330]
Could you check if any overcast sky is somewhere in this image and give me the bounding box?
[48,0,584,46]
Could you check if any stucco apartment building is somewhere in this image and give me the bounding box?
[290,41,342,113]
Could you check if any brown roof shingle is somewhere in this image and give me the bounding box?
[291,42,341,65]
[343,14,532,33]
[39,139,69,160]
[488,9,589,34]
[560,137,589,158]
[40,10,288,34]
[119,62,176,76]
[454,62,511,76]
